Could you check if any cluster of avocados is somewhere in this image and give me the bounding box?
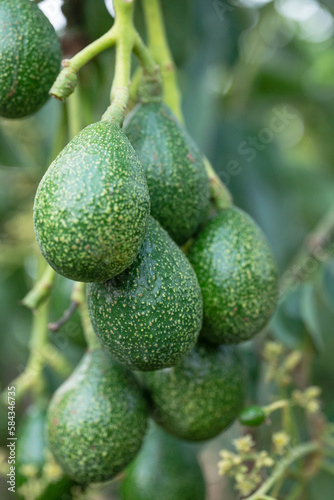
[38,89,278,494]
[1,1,279,496]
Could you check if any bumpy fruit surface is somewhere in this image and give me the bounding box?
[87,216,203,371]
[121,423,206,500]
[0,0,61,118]
[124,101,210,245]
[47,349,148,484]
[188,207,279,343]
[34,122,150,282]
[143,340,245,441]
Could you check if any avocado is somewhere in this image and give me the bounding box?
[0,0,61,119]
[87,216,203,371]
[124,101,210,245]
[47,349,148,484]
[121,423,206,500]
[188,207,279,343]
[143,340,245,441]
[34,122,150,282]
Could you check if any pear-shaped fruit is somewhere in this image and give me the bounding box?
[87,216,203,371]
[188,207,279,343]
[47,349,148,484]
[121,423,206,500]
[34,122,150,282]
[124,101,210,245]
[0,0,61,118]
[143,340,245,441]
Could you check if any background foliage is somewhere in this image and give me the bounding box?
[1,0,334,498]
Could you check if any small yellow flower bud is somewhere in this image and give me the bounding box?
[273,431,290,455]
[233,434,255,454]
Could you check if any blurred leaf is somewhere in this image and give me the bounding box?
[300,283,325,353]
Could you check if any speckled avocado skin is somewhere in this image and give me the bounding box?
[33,122,150,282]
[143,341,245,441]
[121,423,206,500]
[87,216,203,371]
[124,101,210,245]
[47,349,148,484]
[0,0,61,118]
[188,207,279,344]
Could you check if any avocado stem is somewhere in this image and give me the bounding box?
[141,0,183,122]
[102,0,160,125]
[50,26,118,101]
[1,259,71,405]
[245,442,321,500]
[204,158,234,210]
[73,282,100,351]
[22,264,56,310]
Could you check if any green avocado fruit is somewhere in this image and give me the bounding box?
[124,101,210,245]
[33,122,150,282]
[121,423,206,500]
[47,349,148,484]
[87,216,203,371]
[143,340,245,441]
[0,0,62,118]
[188,207,279,344]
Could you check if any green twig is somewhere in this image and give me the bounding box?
[102,0,159,125]
[141,0,182,121]
[1,298,48,405]
[21,265,56,310]
[50,27,117,101]
[246,442,320,500]
[204,157,233,210]
[73,282,100,350]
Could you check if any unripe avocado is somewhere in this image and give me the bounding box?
[143,340,245,441]
[34,122,150,282]
[87,216,203,371]
[121,423,206,500]
[47,349,148,484]
[0,0,61,118]
[124,101,210,245]
[188,207,279,344]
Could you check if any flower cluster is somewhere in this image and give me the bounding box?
[218,435,274,497]
[292,386,322,414]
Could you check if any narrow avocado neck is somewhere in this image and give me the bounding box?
[138,67,163,104]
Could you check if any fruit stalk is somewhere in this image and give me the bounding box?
[141,0,183,121]
[245,442,320,500]
[102,0,159,124]
[50,26,118,100]
[22,264,56,310]
[73,282,100,351]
